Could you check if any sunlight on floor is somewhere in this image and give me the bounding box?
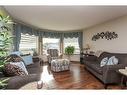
[40,65,54,83]
[71,64,81,81]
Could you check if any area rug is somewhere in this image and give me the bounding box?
[20,82,50,90]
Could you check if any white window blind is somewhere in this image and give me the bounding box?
[19,33,37,54]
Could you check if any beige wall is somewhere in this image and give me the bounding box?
[0,7,7,16]
[83,15,127,53]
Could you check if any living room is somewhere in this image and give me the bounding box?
[0,3,127,93]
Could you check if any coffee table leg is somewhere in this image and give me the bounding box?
[121,76,125,89]
[37,81,43,89]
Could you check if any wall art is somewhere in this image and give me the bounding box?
[92,31,118,41]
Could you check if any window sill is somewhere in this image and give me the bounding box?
[63,54,80,55]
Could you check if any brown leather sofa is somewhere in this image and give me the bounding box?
[0,57,42,89]
[84,52,127,88]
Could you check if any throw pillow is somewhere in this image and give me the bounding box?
[21,55,33,65]
[10,61,28,75]
[100,57,108,67]
[107,56,118,65]
[3,64,27,77]
[6,54,23,62]
[94,50,103,57]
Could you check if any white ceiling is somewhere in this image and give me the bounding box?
[4,6,127,31]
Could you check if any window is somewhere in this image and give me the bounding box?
[64,37,80,54]
[43,38,60,54]
[19,33,37,54]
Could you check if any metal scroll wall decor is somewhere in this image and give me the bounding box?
[92,31,118,41]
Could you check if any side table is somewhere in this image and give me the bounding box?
[80,53,84,64]
[80,53,95,64]
[117,69,127,89]
[32,56,43,66]
[32,56,40,62]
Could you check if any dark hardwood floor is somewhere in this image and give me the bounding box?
[41,62,122,89]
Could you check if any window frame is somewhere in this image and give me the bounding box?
[42,37,61,54]
[63,37,80,54]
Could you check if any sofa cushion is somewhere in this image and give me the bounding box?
[85,61,102,74]
[90,63,103,74]
[84,55,98,61]
[98,52,111,62]
[6,54,23,62]
[26,62,40,68]
[26,62,41,74]
[6,74,40,89]
[27,67,41,74]
[114,54,127,64]
[3,64,27,77]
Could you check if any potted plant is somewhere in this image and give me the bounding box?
[0,78,9,89]
[65,45,75,60]
[0,14,13,89]
[0,14,13,67]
